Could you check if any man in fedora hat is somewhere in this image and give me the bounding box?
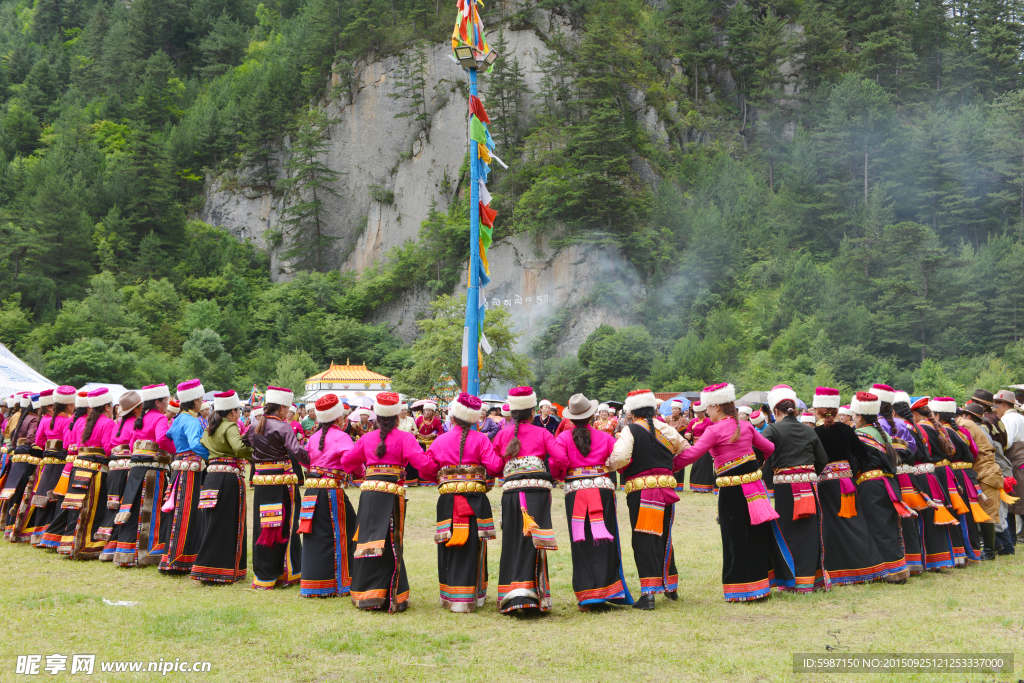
[958,403,1004,560]
[993,390,1024,543]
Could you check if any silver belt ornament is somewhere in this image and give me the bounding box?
[170,460,206,472]
[562,476,614,494]
[207,464,243,475]
[776,472,819,484]
[501,478,553,491]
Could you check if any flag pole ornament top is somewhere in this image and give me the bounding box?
[451,0,497,70]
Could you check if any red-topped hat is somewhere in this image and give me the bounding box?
[768,384,798,412]
[87,387,111,408]
[928,397,956,414]
[315,393,349,423]
[624,389,658,413]
[176,378,205,403]
[38,388,55,407]
[140,384,170,401]
[507,386,538,411]
[851,391,880,416]
[213,390,241,412]
[374,391,402,417]
[75,390,90,408]
[700,383,735,407]
[450,392,484,423]
[911,396,930,412]
[265,385,293,406]
[870,383,895,404]
[812,386,841,409]
[167,399,181,413]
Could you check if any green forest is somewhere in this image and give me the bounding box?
[2,0,1024,401]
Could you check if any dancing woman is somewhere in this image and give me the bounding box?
[342,392,430,612]
[759,385,830,593]
[550,393,633,611]
[492,387,559,614]
[191,391,254,585]
[421,393,503,613]
[931,398,985,563]
[299,394,357,598]
[812,387,888,584]
[38,391,89,549]
[97,392,142,560]
[26,386,77,546]
[851,392,914,583]
[674,383,778,602]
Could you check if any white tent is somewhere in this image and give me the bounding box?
[0,343,56,397]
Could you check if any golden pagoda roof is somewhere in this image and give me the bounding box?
[307,363,390,383]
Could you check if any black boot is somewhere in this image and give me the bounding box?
[664,590,678,601]
[632,594,655,610]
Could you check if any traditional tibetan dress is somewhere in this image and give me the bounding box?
[854,426,913,577]
[678,419,778,601]
[341,428,430,612]
[2,411,41,542]
[814,422,888,584]
[412,415,443,486]
[244,415,309,589]
[422,427,502,612]
[158,410,208,573]
[944,423,985,562]
[51,415,116,559]
[190,419,253,584]
[97,419,136,561]
[665,414,689,492]
[38,413,86,548]
[686,418,715,493]
[759,415,831,593]
[298,426,356,598]
[25,412,72,546]
[550,426,633,608]
[109,410,174,567]
[903,420,956,571]
[609,418,688,599]
[921,419,974,564]
[879,417,924,574]
[491,422,559,613]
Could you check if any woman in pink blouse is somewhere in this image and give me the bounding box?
[341,392,431,613]
[109,384,175,568]
[422,393,503,613]
[98,391,143,561]
[491,387,559,614]
[26,386,77,546]
[53,388,117,559]
[675,383,778,602]
[551,393,633,611]
[299,394,357,599]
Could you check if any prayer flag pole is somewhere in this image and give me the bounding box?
[465,66,481,396]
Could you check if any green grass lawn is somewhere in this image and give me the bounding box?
[2,481,1022,682]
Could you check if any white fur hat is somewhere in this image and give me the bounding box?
[265,385,294,407]
[450,393,484,424]
[700,383,735,407]
[176,379,205,403]
[624,389,658,413]
[598,403,611,413]
[421,401,438,412]
[768,384,798,412]
[838,405,854,417]
[893,391,911,405]
[750,410,766,426]
[929,397,957,414]
[694,401,707,413]
[140,384,170,402]
[251,406,264,419]
[54,386,77,405]
[799,412,816,424]
[670,400,683,409]
[75,391,89,408]
[507,387,538,411]
[87,388,112,408]
[20,393,32,408]
[32,395,41,409]
[314,394,349,424]
[738,405,752,416]
[812,387,841,410]
[870,384,896,405]
[213,391,242,412]
[851,392,881,416]
[539,399,552,408]
[39,389,55,407]
[5,396,16,408]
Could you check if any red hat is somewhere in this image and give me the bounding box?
[315,393,349,423]
[870,384,895,404]
[507,386,538,411]
[374,392,402,417]
[812,387,841,409]
[911,397,930,412]
[168,399,181,414]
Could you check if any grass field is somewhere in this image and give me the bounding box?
[2,482,1023,683]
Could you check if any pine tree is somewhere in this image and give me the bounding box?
[279,108,341,272]
[389,41,431,141]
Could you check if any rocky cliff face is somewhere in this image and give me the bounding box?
[200,25,655,352]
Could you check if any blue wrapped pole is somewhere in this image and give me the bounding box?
[465,66,481,397]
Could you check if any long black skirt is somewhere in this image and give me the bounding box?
[351,486,409,612]
[855,478,907,576]
[97,467,129,561]
[158,467,204,574]
[900,511,924,574]
[952,468,982,562]
[108,463,168,567]
[42,461,79,549]
[1,457,38,542]
[435,491,495,612]
[26,456,66,546]
[717,460,775,601]
[910,473,955,570]
[299,487,356,598]
[818,479,887,584]
[626,491,678,596]
[498,487,556,613]
[191,471,248,584]
[565,488,632,606]
[252,483,302,589]
[688,454,716,493]
[769,483,829,593]
[58,465,109,560]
